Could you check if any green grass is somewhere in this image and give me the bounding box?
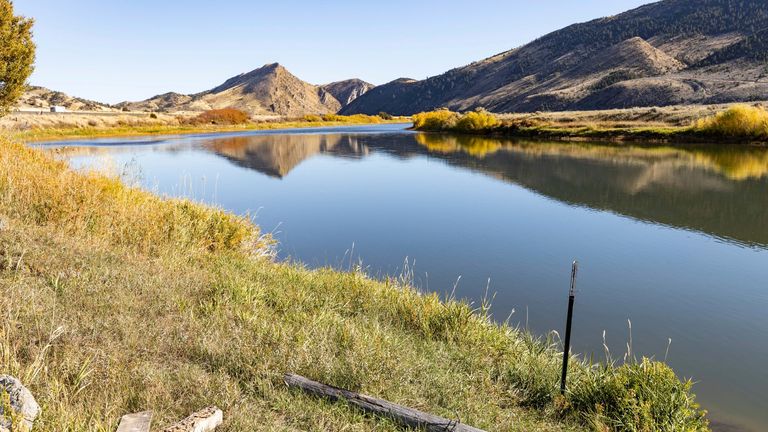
[412,107,768,144]
[0,137,708,431]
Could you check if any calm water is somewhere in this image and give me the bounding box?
[43,124,768,432]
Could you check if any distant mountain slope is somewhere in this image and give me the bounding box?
[342,0,768,115]
[16,86,116,112]
[321,79,375,107]
[121,63,344,116]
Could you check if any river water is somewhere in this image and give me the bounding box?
[43,124,768,431]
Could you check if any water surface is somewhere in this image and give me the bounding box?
[44,124,768,432]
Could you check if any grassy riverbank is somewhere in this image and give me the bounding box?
[412,104,768,144]
[7,113,407,142]
[0,137,708,431]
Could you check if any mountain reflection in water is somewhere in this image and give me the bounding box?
[201,132,768,249]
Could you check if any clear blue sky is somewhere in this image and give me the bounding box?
[14,0,653,104]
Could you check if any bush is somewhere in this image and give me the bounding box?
[378,112,393,120]
[190,108,250,125]
[149,113,158,119]
[303,114,322,122]
[413,109,500,132]
[412,109,460,130]
[455,111,501,131]
[693,104,768,138]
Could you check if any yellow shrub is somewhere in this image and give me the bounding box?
[303,114,322,122]
[694,104,768,138]
[412,110,459,130]
[319,113,381,124]
[456,111,500,131]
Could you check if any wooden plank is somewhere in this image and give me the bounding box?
[116,411,152,432]
[160,406,223,432]
[284,373,486,432]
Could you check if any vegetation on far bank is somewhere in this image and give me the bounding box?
[0,137,709,431]
[7,110,407,142]
[412,105,768,144]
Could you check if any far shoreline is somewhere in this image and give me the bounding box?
[5,116,410,143]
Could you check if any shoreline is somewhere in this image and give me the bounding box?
[412,126,768,146]
[6,118,410,143]
[411,104,768,146]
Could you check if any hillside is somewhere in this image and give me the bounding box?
[321,79,375,107]
[119,64,366,117]
[15,86,116,112]
[342,0,768,115]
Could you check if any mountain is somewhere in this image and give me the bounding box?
[342,0,768,115]
[321,79,375,107]
[120,63,344,116]
[16,86,116,112]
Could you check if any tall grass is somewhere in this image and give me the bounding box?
[0,138,709,431]
[692,104,768,138]
[0,138,261,255]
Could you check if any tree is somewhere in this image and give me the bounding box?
[0,0,35,116]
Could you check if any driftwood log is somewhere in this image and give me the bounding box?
[284,373,486,432]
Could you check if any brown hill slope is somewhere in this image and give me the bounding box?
[342,0,768,114]
[16,86,116,112]
[120,63,343,116]
[321,79,375,107]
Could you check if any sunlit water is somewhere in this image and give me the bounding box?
[40,124,768,432]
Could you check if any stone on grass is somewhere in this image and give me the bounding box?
[160,406,223,432]
[0,375,40,432]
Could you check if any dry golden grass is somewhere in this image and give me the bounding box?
[0,139,260,255]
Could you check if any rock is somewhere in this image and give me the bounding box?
[0,217,8,231]
[160,406,223,432]
[0,375,40,432]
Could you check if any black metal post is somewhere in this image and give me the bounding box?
[560,260,578,395]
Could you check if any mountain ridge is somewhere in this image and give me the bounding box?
[342,0,768,115]
[117,63,373,117]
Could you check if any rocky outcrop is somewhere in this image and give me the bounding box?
[321,79,375,107]
[0,375,40,432]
